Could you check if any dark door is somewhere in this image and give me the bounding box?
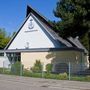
[55,63,68,73]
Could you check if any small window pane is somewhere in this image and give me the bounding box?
[0,53,4,56]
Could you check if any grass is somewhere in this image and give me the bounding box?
[71,76,90,82]
[0,68,90,82]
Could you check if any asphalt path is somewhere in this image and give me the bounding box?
[0,74,90,90]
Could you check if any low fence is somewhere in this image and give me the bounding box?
[0,61,90,81]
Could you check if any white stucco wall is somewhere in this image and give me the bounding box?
[8,14,60,49]
[0,56,10,68]
[21,51,89,73]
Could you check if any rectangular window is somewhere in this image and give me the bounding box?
[0,53,4,56]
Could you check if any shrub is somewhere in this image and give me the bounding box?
[31,60,42,73]
[11,61,23,75]
[23,69,31,77]
[86,76,90,81]
[31,66,41,73]
[44,73,58,79]
[0,68,11,74]
[0,68,3,73]
[58,73,68,80]
[46,64,52,73]
[23,69,42,78]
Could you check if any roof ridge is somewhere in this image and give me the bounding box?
[27,5,49,22]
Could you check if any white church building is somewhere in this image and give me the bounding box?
[0,5,89,73]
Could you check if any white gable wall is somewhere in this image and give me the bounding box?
[8,14,60,49]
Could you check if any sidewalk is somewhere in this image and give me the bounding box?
[0,74,90,90]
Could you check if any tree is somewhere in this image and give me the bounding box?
[31,60,42,73]
[0,28,10,49]
[53,0,90,50]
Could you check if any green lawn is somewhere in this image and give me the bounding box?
[0,68,90,82]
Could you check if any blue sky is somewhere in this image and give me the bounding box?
[0,0,59,34]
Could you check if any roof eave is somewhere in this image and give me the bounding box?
[0,47,84,53]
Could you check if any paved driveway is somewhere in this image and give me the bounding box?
[0,74,90,90]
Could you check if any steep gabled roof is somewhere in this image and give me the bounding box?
[68,37,88,54]
[5,5,73,49]
[4,5,87,53]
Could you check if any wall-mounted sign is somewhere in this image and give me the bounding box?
[25,18,38,33]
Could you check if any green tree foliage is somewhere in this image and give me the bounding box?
[0,28,10,49]
[46,64,52,73]
[53,0,90,50]
[31,60,42,73]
